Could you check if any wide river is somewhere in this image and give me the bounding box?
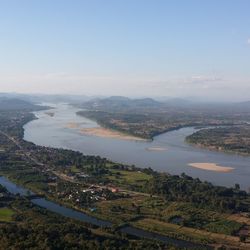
[24,103,250,190]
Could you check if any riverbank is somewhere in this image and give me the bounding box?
[186,140,250,157]
[185,126,250,157]
[0,179,164,250]
[0,176,213,249]
[188,163,234,173]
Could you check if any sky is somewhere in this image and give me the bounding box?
[0,0,250,101]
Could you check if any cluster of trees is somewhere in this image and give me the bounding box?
[26,145,110,176]
[0,184,7,193]
[0,110,35,139]
[145,173,250,213]
[0,199,167,250]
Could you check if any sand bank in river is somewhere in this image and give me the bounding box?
[188,163,234,173]
[80,127,147,141]
[146,147,167,151]
[65,122,81,129]
[65,122,90,129]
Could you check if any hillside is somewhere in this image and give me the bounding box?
[81,96,164,112]
[0,98,44,111]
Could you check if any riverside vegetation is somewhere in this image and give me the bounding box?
[77,97,250,140]
[0,186,165,249]
[0,98,250,249]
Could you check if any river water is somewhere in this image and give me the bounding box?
[23,103,250,190]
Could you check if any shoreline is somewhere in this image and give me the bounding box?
[188,163,234,173]
[186,140,250,157]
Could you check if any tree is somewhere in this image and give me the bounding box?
[235,183,240,191]
[240,234,246,242]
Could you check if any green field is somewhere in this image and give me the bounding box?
[0,207,15,222]
[108,169,152,186]
[131,218,212,244]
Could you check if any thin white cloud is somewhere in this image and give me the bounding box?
[247,38,250,44]
[190,75,223,84]
[0,73,249,101]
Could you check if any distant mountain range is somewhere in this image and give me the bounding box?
[79,96,250,115]
[0,97,44,110]
[0,93,92,104]
[0,93,249,112]
[81,96,164,111]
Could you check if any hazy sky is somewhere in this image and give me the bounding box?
[0,0,250,101]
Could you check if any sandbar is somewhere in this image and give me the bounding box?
[80,127,147,141]
[65,122,81,129]
[146,147,167,151]
[188,163,234,173]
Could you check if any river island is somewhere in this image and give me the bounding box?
[188,163,234,173]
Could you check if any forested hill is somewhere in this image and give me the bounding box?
[0,98,44,111]
[81,96,164,112]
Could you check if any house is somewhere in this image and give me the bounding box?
[110,187,119,193]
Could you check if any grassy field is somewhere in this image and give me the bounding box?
[70,165,81,173]
[131,218,242,246]
[0,207,15,222]
[95,195,148,224]
[131,218,212,244]
[108,169,152,187]
[95,196,244,236]
[204,219,242,235]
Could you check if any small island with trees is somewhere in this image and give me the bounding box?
[186,126,250,156]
